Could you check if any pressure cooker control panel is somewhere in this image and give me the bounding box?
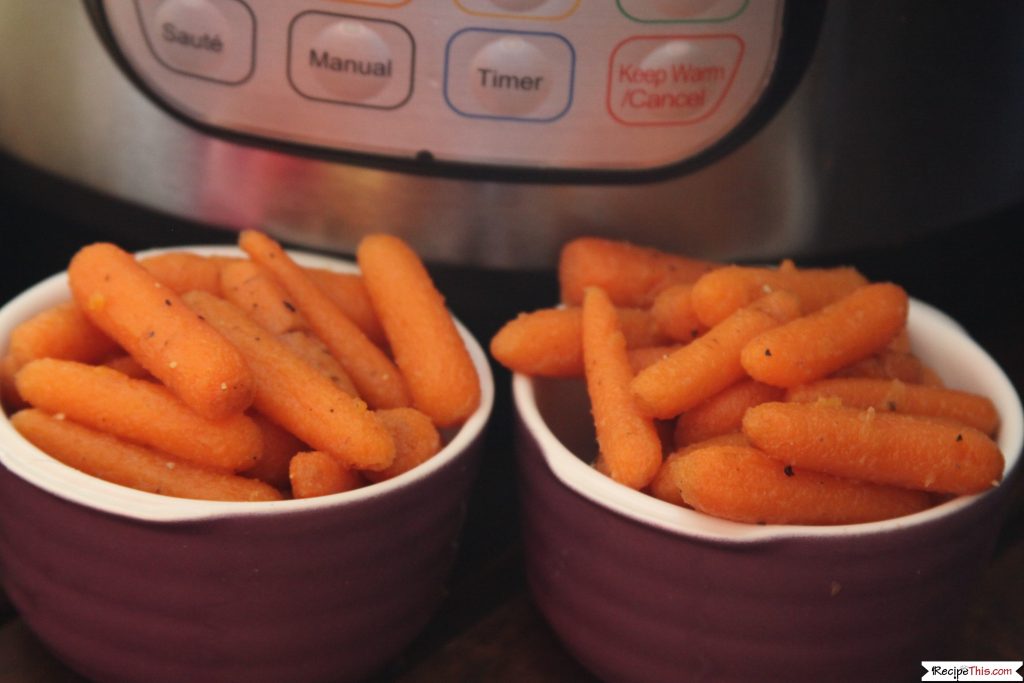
[99,0,783,171]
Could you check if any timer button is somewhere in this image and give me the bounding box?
[138,0,255,84]
[288,12,415,109]
[445,29,574,121]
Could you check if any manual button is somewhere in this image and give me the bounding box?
[137,0,255,84]
[289,12,414,109]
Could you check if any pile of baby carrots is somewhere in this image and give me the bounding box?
[492,237,1004,525]
[0,231,480,502]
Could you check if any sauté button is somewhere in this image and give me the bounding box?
[139,0,255,83]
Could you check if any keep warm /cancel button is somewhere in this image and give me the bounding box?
[607,35,743,125]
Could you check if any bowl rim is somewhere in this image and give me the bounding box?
[0,244,495,523]
[514,297,1024,542]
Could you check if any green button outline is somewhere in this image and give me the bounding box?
[616,0,750,24]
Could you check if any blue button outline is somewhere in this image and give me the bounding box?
[443,27,576,123]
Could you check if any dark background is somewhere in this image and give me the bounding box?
[0,156,1022,680]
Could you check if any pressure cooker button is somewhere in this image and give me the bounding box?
[617,0,748,22]
[139,0,255,84]
[607,36,742,125]
[445,29,574,121]
[288,12,414,109]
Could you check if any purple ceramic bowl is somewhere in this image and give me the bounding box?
[0,246,495,683]
[514,299,1023,683]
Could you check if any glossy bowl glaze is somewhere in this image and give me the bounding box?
[0,246,495,683]
[514,299,1023,683]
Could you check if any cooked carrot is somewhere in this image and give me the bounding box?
[673,379,784,447]
[15,359,262,472]
[581,287,662,490]
[363,407,442,483]
[648,432,747,506]
[67,243,253,420]
[650,284,707,342]
[289,451,363,499]
[1,353,25,411]
[559,237,718,307]
[102,354,154,380]
[831,350,927,384]
[785,378,1000,435]
[277,330,358,397]
[631,290,802,419]
[628,344,684,374]
[220,260,306,335]
[139,252,224,296]
[239,230,410,410]
[490,306,670,378]
[743,401,1004,495]
[11,409,282,502]
[690,260,868,327]
[9,301,120,369]
[741,283,909,388]
[305,268,388,347]
[671,444,933,525]
[357,234,479,427]
[182,291,395,471]
[242,413,307,490]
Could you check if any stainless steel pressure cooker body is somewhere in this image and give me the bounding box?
[1,1,1021,266]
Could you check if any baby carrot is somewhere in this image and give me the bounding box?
[305,268,388,347]
[741,283,909,388]
[9,301,120,369]
[139,252,225,296]
[239,230,410,410]
[220,260,306,335]
[648,432,747,506]
[277,330,359,397]
[68,243,253,420]
[362,407,442,483]
[743,401,1004,495]
[289,451,363,499]
[650,284,707,342]
[1,354,25,411]
[490,306,670,378]
[182,291,395,472]
[102,354,153,380]
[11,409,282,502]
[785,378,1000,436]
[357,234,479,428]
[15,358,263,472]
[690,260,868,327]
[559,237,718,307]
[671,444,933,525]
[627,344,684,374]
[631,290,802,419]
[673,379,784,447]
[582,287,662,490]
[242,412,307,490]
[831,350,927,384]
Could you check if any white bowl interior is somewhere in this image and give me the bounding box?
[515,298,1024,541]
[0,245,494,522]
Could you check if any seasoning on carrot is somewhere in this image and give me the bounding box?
[239,230,410,410]
[182,290,395,472]
[670,444,933,525]
[67,242,254,420]
[742,401,1004,495]
[304,268,388,347]
[11,409,282,502]
[362,407,442,483]
[220,260,306,335]
[277,330,359,397]
[357,233,479,428]
[627,344,684,375]
[15,358,263,472]
[741,282,909,388]
[630,290,802,419]
[559,237,718,308]
[648,432,748,506]
[581,287,662,490]
[650,284,707,342]
[289,450,364,499]
[490,306,670,378]
[785,377,1000,436]
[690,260,868,327]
